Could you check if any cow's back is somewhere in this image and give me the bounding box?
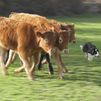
[9,13,57,32]
[0,17,18,49]
[0,17,37,52]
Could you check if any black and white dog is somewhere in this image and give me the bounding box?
[80,42,100,61]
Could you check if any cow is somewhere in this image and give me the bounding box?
[6,12,70,78]
[9,12,72,51]
[0,16,58,80]
[37,22,76,74]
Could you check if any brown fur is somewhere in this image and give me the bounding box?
[9,12,69,78]
[9,12,77,76]
[60,23,76,43]
[9,12,54,32]
[0,16,57,80]
[49,19,76,43]
[9,12,74,51]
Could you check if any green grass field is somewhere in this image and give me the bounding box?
[0,14,101,101]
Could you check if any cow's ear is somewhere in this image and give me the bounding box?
[67,24,74,28]
[37,32,44,38]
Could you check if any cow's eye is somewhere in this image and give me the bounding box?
[59,37,63,44]
[44,39,48,43]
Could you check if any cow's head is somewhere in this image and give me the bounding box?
[37,29,57,56]
[56,30,69,53]
[60,24,76,43]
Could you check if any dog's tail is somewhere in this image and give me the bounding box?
[80,45,83,50]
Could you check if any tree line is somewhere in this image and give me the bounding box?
[0,0,101,16]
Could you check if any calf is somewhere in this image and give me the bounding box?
[37,22,76,74]
[0,17,57,80]
[6,12,71,78]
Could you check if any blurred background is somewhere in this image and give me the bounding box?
[0,0,101,16]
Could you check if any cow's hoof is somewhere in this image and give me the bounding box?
[59,72,64,79]
[14,68,24,73]
[63,68,68,73]
[2,69,8,76]
[27,76,34,81]
[59,76,64,80]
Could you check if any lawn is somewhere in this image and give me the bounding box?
[0,14,101,101]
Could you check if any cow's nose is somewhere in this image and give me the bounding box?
[48,47,60,56]
[48,47,57,56]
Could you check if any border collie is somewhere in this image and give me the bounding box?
[80,42,100,61]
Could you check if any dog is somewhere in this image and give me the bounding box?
[80,42,100,61]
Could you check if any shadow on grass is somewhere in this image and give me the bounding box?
[16,63,101,87]
[63,65,101,86]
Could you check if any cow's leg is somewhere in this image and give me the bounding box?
[5,50,16,69]
[14,57,32,73]
[18,51,33,80]
[11,51,17,63]
[37,53,44,70]
[53,49,64,79]
[45,53,54,75]
[30,52,39,76]
[14,66,24,73]
[0,47,8,75]
[58,54,68,73]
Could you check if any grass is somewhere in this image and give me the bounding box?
[0,14,101,101]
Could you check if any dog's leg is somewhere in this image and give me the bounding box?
[37,53,44,70]
[45,53,54,75]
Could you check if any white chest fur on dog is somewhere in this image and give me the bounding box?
[87,53,95,61]
[80,42,100,61]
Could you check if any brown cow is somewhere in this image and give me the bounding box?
[0,17,57,80]
[8,12,70,77]
[9,12,72,52]
[37,22,76,74]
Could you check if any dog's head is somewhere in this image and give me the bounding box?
[87,48,99,61]
[90,48,99,56]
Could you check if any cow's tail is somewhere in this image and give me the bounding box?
[80,45,83,50]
